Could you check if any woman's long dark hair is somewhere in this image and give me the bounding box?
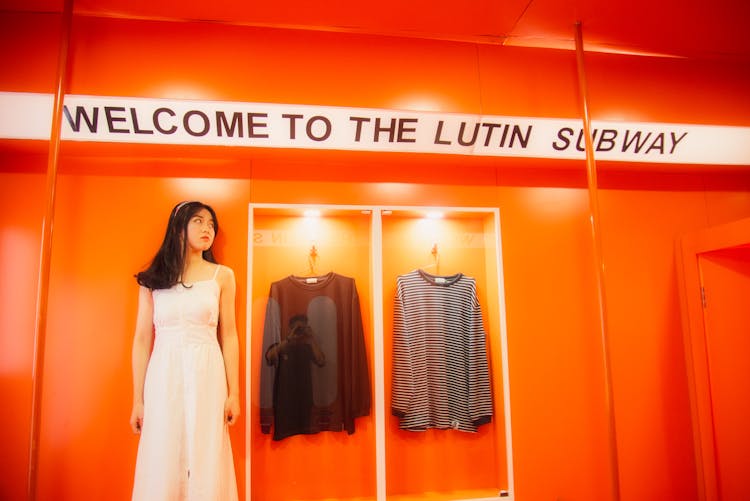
[136,201,219,290]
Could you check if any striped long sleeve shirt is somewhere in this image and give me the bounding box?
[392,270,493,432]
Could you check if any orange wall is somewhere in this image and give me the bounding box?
[35,174,251,501]
[1,168,46,500]
[591,173,746,501]
[2,10,750,501]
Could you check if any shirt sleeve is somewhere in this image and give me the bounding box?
[467,282,493,426]
[347,284,371,430]
[390,278,413,419]
[259,287,281,434]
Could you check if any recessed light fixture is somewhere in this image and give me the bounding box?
[425,211,444,219]
[304,209,321,218]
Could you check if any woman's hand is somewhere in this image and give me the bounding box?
[224,394,241,426]
[130,402,144,434]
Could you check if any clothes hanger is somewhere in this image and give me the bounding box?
[418,243,441,275]
[295,244,330,281]
[307,244,319,276]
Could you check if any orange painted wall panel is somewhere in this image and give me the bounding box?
[0,12,61,93]
[477,45,581,119]
[34,173,250,501]
[598,187,709,501]
[703,181,750,227]
[497,185,613,500]
[585,53,750,126]
[66,17,483,113]
[0,169,46,501]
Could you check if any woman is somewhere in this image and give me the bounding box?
[130,201,240,500]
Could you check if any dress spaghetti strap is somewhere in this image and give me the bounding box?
[212,264,222,281]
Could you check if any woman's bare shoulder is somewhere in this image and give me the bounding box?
[216,264,236,286]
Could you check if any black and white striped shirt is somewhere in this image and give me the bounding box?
[392,270,493,432]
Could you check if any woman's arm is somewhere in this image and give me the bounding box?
[130,286,154,433]
[218,266,241,426]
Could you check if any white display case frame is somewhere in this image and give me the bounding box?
[246,203,514,501]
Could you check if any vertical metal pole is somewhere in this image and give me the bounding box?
[28,1,74,499]
[574,21,622,501]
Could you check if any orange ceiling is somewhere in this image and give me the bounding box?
[4,0,750,60]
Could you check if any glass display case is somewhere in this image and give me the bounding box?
[381,208,511,501]
[248,204,513,501]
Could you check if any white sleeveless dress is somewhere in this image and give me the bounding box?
[133,265,238,501]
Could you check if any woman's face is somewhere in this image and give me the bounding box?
[185,208,216,253]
